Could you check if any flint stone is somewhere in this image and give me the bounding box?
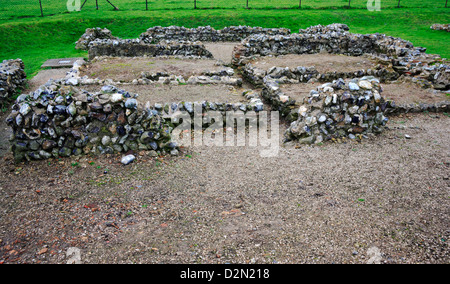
[121,154,136,165]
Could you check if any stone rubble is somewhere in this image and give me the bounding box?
[75,28,118,50]
[430,24,450,32]
[0,59,27,105]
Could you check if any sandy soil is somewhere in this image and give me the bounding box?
[204,42,238,64]
[0,113,448,264]
[25,68,70,92]
[250,53,379,73]
[381,82,449,104]
[80,84,249,104]
[80,57,226,82]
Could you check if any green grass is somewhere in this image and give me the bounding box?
[0,5,449,79]
[0,0,447,20]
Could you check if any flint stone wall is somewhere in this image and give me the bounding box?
[284,78,390,144]
[232,24,449,90]
[6,81,264,162]
[139,26,291,43]
[88,39,213,60]
[0,59,27,104]
[243,63,399,87]
[262,76,450,123]
[75,28,118,50]
[139,67,242,86]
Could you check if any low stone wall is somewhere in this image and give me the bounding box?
[431,24,450,32]
[232,24,449,91]
[243,62,399,87]
[0,59,27,105]
[75,28,118,50]
[284,78,390,144]
[140,67,242,86]
[6,83,177,162]
[6,80,264,162]
[261,76,450,123]
[232,25,421,66]
[88,39,213,60]
[62,59,242,86]
[261,80,299,121]
[139,26,291,44]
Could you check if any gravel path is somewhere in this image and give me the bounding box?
[0,113,448,264]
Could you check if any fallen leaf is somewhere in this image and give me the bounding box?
[38,248,48,255]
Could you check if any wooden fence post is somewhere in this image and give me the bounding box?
[194,0,197,9]
[398,0,401,8]
[38,0,43,16]
[348,0,351,8]
[299,0,301,9]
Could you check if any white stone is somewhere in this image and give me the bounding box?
[111,93,124,103]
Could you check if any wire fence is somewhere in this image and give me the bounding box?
[0,0,448,20]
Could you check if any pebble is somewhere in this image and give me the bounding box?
[121,154,136,165]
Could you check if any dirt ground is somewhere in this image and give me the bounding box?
[0,52,449,264]
[26,68,70,92]
[80,57,226,82]
[0,113,448,264]
[204,42,238,64]
[381,82,449,104]
[80,84,249,104]
[250,53,379,73]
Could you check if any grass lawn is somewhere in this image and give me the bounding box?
[0,5,448,79]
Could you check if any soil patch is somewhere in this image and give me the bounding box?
[80,84,248,104]
[250,53,379,73]
[26,68,70,92]
[80,57,226,82]
[381,82,449,104]
[204,42,237,64]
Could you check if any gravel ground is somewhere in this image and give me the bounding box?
[0,113,448,264]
